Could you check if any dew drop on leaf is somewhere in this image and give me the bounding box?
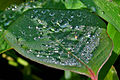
[91,6,96,12]
[102,11,105,14]
[49,12,55,16]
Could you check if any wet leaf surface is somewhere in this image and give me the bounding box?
[4,6,112,79]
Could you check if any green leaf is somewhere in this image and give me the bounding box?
[80,0,120,32]
[0,0,24,10]
[4,8,112,79]
[104,66,119,80]
[62,0,86,9]
[107,23,120,54]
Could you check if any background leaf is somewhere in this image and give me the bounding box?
[4,5,112,80]
[98,51,118,80]
[80,0,120,32]
[107,23,120,54]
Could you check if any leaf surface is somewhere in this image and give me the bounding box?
[4,8,113,79]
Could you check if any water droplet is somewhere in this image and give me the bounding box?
[75,26,79,29]
[21,31,25,35]
[79,18,83,22]
[27,49,32,53]
[41,10,46,14]
[77,13,81,17]
[0,28,2,32]
[33,10,38,13]
[34,37,37,40]
[68,18,72,22]
[29,34,32,37]
[83,15,87,19]
[38,19,42,24]
[36,26,39,29]
[101,11,105,14]
[86,34,91,38]
[12,8,15,11]
[31,15,34,18]
[71,15,74,18]
[75,36,78,39]
[49,12,55,16]
[50,28,55,31]
[60,23,69,28]
[4,21,12,26]
[61,13,65,16]
[54,50,59,53]
[36,54,40,57]
[38,36,41,39]
[47,9,50,12]
[118,13,120,17]
[91,6,96,12]
[81,53,84,56]
[46,56,49,58]
[8,14,14,19]
[28,26,32,29]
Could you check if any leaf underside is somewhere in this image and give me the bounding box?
[4,8,112,78]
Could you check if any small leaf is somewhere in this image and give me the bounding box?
[104,66,119,80]
[107,23,120,54]
[80,0,120,32]
[4,6,112,80]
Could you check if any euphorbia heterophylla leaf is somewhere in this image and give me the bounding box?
[4,8,113,80]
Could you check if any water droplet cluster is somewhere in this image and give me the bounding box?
[8,8,103,67]
[0,1,42,29]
